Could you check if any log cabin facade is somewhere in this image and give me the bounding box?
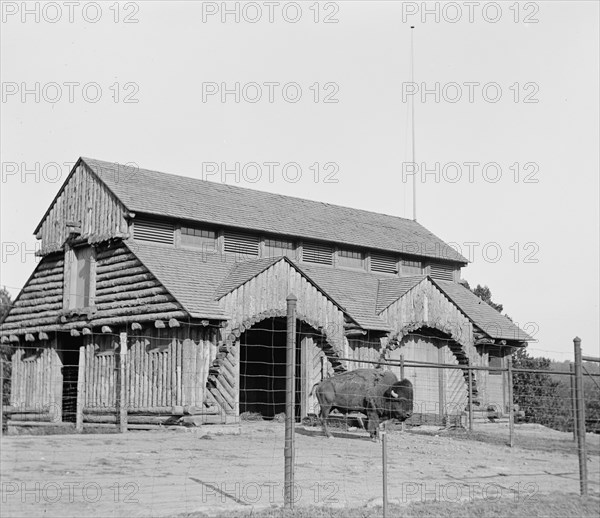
[1,157,531,428]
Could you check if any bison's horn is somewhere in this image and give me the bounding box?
[391,390,399,398]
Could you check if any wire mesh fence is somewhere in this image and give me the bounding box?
[1,317,599,515]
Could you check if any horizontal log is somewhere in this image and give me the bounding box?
[22,280,62,292]
[28,273,62,286]
[95,280,162,297]
[9,413,54,422]
[8,420,67,427]
[95,294,173,311]
[32,266,63,279]
[35,258,64,271]
[19,290,62,303]
[96,252,136,267]
[96,272,155,289]
[96,245,130,258]
[2,314,60,328]
[96,258,141,274]
[3,406,52,414]
[94,287,167,303]
[96,265,148,282]
[83,414,179,425]
[92,303,182,319]
[0,311,190,337]
[9,301,62,316]
[14,294,62,307]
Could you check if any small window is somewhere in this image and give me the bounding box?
[489,355,503,375]
[134,218,174,245]
[264,238,295,259]
[370,253,398,274]
[338,248,364,269]
[401,259,422,276]
[66,246,94,309]
[303,242,333,265]
[224,231,259,258]
[181,227,217,252]
[429,263,455,281]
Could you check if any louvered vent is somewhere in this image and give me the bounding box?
[371,253,398,274]
[303,242,333,265]
[224,231,259,256]
[133,218,174,245]
[429,263,455,281]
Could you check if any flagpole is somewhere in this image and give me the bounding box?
[411,25,417,222]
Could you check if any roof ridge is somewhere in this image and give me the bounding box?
[82,156,424,225]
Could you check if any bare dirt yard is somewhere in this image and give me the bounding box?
[1,421,599,517]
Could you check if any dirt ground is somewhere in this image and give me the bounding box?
[1,422,598,517]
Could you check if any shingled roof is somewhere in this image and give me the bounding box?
[80,157,467,264]
[121,242,528,341]
[432,279,533,342]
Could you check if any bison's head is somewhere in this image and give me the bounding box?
[385,379,413,421]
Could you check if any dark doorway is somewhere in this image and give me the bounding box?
[61,336,82,422]
[239,317,302,419]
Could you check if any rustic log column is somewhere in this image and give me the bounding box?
[118,332,128,433]
[284,294,297,509]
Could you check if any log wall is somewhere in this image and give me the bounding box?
[82,326,217,412]
[36,163,129,255]
[1,242,185,336]
[10,339,62,421]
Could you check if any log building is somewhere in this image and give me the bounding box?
[1,157,531,428]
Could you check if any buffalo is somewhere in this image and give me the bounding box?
[312,368,413,439]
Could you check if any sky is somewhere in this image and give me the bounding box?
[1,0,598,361]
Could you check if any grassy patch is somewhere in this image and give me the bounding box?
[173,494,600,518]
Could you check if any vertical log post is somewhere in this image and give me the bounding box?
[76,346,86,432]
[468,366,474,432]
[573,337,588,496]
[400,354,405,431]
[507,355,514,448]
[284,294,297,510]
[382,431,388,518]
[570,363,577,442]
[438,347,445,422]
[118,332,128,433]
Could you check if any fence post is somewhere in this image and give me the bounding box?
[573,337,588,496]
[76,346,85,432]
[468,366,474,432]
[569,363,577,442]
[284,294,297,509]
[118,332,128,433]
[400,355,405,432]
[507,355,514,447]
[382,431,388,518]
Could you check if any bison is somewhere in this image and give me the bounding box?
[312,368,413,439]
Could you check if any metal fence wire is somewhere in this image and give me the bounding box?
[1,304,599,513]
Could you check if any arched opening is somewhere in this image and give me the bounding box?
[238,317,333,420]
[384,326,470,425]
